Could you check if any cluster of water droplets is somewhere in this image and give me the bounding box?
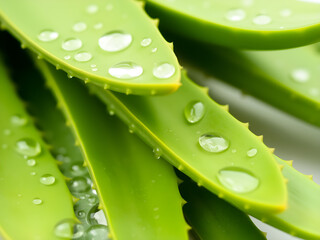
[225,6,292,27]
[52,144,109,239]
[36,3,176,83]
[182,100,261,193]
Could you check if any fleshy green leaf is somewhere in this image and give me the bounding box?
[33,58,188,240]
[0,0,180,95]
[179,180,266,240]
[0,54,75,240]
[145,0,320,49]
[173,38,320,126]
[90,70,287,216]
[262,157,320,240]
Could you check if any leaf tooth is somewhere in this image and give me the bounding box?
[218,192,224,199]
[125,88,132,95]
[181,198,187,206]
[178,164,184,171]
[200,86,209,94]
[83,161,88,167]
[37,54,43,60]
[103,84,110,90]
[186,224,192,231]
[152,18,160,27]
[55,160,63,166]
[197,180,203,187]
[134,0,145,8]
[290,231,297,236]
[55,64,61,70]
[286,160,293,166]
[167,42,174,50]
[278,164,284,171]
[257,135,263,141]
[72,196,80,204]
[242,122,249,128]
[262,231,267,237]
[306,175,313,180]
[221,104,229,111]
[84,78,90,84]
[64,176,72,181]
[20,42,27,49]
[261,217,268,223]
[67,73,73,79]
[269,148,275,154]
[98,202,103,210]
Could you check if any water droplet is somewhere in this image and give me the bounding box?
[3,129,11,136]
[247,148,257,157]
[153,148,161,159]
[62,38,82,51]
[199,134,229,153]
[68,177,90,193]
[217,167,259,193]
[78,210,87,219]
[253,14,272,25]
[92,68,98,72]
[32,198,42,205]
[38,30,59,42]
[87,4,98,14]
[184,101,205,124]
[280,9,292,17]
[94,23,103,30]
[30,172,36,176]
[153,63,175,79]
[69,162,88,176]
[141,38,152,47]
[291,68,310,83]
[85,225,109,240]
[99,31,132,52]
[73,22,87,32]
[11,114,28,126]
[40,174,56,186]
[151,47,157,53]
[54,219,84,238]
[64,55,71,60]
[27,159,36,166]
[109,62,143,79]
[232,149,237,153]
[225,9,246,21]
[74,52,92,62]
[15,138,41,157]
[93,210,108,225]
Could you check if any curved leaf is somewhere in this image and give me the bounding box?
[145,0,320,50]
[0,54,74,240]
[0,0,180,95]
[90,71,287,216]
[34,59,188,240]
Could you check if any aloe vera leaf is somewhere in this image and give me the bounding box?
[145,0,320,50]
[0,0,180,95]
[172,38,320,127]
[0,55,75,239]
[90,70,287,216]
[179,181,266,240]
[260,157,320,240]
[33,58,188,240]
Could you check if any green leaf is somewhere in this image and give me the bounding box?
[90,70,287,216]
[34,58,189,240]
[0,0,180,95]
[0,54,75,240]
[173,38,320,126]
[262,157,320,240]
[145,0,320,49]
[179,180,266,240]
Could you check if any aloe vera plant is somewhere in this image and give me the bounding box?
[0,0,320,240]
